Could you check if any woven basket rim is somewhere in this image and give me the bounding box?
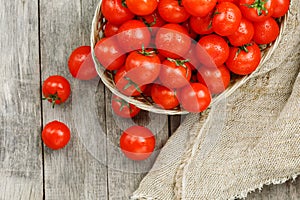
[90,0,288,115]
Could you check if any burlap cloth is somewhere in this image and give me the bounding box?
[131,1,300,199]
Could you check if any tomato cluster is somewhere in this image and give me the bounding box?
[95,0,289,113]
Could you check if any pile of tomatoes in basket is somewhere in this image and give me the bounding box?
[94,0,289,113]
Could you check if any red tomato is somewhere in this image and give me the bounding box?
[159,58,192,89]
[158,0,190,23]
[125,49,161,85]
[126,0,158,15]
[253,17,279,44]
[139,11,166,34]
[182,0,217,17]
[111,94,140,118]
[197,64,231,94]
[181,20,198,40]
[196,34,230,67]
[218,0,239,4]
[272,0,290,18]
[68,46,98,80]
[227,18,254,46]
[155,24,191,59]
[179,83,211,113]
[42,75,71,108]
[42,121,71,150]
[151,84,179,109]
[101,0,134,25]
[212,2,242,36]
[94,37,126,71]
[120,126,155,160]
[117,20,151,52]
[104,22,119,37]
[239,0,275,22]
[114,67,146,96]
[183,42,201,71]
[226,42,261,75]
[189,12,214,35]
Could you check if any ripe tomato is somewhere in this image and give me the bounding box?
[126,0,158,15]
[125,49,161,85]
[139,11,166,34]
[114,67,146,96]
[42,75,71,108]
[253,17,279,44]
[197,64,231,94]
[42,121,71,150]
[226,42,261,75]
[68,46,98,80]
[159,58,192,89]
[189,12,214,35]
[272,0,290,18]
[94,37,126,71]
[117,20,151,52]
[158,0,190,23]
[182,0,217,17]
[227,18,254,46]
[104,22,119,37]
[239,0,275,22]
[212,2,242,36]
[155,24,191,59]
[218,0,239,4]
[111,94,140,118]
[179,83,211,113]
[151,84,179,109]
[120,126,155,160]
[196,34,230,67]
[101,0,134,25]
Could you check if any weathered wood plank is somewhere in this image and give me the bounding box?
[0,0,43,199]
[40,0,108,199]
[105,91,169,199]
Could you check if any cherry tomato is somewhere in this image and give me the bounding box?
[111,94,140,118]
[104,22,119,37]
[253,17,279,44]
[189,12,214,35]
[196,34,230,67]
[42,121,71,150]
[159,58,192,89]
[101,0,134,25]
[239,0,275,22]
[197,64,231,94]
[155,24,191,59]
[42,75,71,108]
[158,0,190,23]
[227,18,254,46]
[151,84,179,109]
[126,0,158,15]
[182,0,217,17]
[226,42,261,75]
[114,67,146,96]
[212,2,242,36]
[272,0,290,18]
[120,125,156,161]
[125,49,161,85]
[179,83,211,113]
[94,37,126,71]
[117,20,151,52]
[68,46,98,80]
[139,11,166,34]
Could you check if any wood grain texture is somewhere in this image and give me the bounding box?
[0,0,43,199]
[40,0,108,199]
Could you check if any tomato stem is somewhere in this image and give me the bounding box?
[121,0,128,8]
[243,0,269,16]
[138,45,156,56]
[124,77,143,93]
[113,98,131,112]
[42,93,61,108]
[167,58,190,77]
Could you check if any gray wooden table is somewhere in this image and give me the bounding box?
[1,0,300,199]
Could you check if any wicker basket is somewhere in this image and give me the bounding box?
[90,0,287,115]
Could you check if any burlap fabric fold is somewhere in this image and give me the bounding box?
[131,1,300,199]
